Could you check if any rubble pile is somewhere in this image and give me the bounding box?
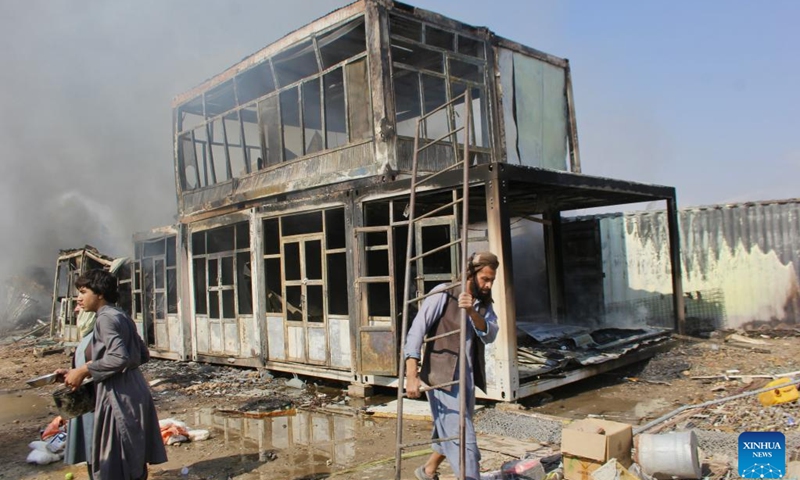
[141,359,345,409]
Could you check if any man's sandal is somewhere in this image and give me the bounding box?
[414,465,439,480]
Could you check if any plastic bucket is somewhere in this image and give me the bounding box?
[634,430,701,479]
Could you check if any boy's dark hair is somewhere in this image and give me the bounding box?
[75,269,119,303]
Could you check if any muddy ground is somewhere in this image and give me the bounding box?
[1,330,799,480]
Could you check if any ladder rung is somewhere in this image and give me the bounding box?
[408,198,463,224]
[424,329,460,343]
[409,238,461,263]
[420,380,459,392]
[416,126,465,154]
[401,380,460,399]
[399,435,459,450]
[405,284,460,305]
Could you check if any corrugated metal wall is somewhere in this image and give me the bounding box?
[571,199,800,331]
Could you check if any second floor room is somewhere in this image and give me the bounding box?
[173,0,578,219]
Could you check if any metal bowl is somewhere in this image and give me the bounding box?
[26,373,59,388]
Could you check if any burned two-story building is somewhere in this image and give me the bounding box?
[132,0,684,402]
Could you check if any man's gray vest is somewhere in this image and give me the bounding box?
[419,291,487,393]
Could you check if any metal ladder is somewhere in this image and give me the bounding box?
[395,90,475,480]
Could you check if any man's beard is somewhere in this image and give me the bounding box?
[471,276,492,304]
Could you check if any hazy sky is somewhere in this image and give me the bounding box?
[0,0,797,281]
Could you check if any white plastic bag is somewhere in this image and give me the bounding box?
[187,429,210,442]
[27,448,62,465]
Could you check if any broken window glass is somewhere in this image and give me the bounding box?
[285,286,302,321]
[273,40,319,88]
[235,61,275,105]
[324,68,347,149]
[280,88,302,161]
[318,17,366,69]
[263,258,282,313]
[303,78,324,155]
[237,252,253,315]
[307,285,323,323]
[389,14,422,42]
[327,253,348,315]
[391,40,442,73]
[426,26,454,52]
[263,218,280,254]
[207,226,235,254]
[208,118,229,182]
[179,133,199,190]
[194,259,207,315]
[224,111,247,177]
[177,95,204,133]
[422,74,449,140]
[394,69,421,137]
[345,59,371,142]
[241,105,261,172]
[205,80,236,117]
[258,96,282,168]
[282,211,323,236]
[325,208,346,249]
[458,35,484,59]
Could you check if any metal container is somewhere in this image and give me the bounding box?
[52,381,95,419]
[26,373,58,388]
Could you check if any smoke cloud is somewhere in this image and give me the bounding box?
[0,0,344,286]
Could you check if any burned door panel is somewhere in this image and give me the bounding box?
[355,225,396,375]
[261,208,346,367]
[191,222,253,358]
[359,330,395,374]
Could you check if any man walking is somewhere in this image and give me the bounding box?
[404,252,500,480]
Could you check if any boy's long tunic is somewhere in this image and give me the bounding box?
[403,284,499,480]
[87,305,167,480]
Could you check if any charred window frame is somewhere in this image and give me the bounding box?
[262,207,348,318]
[134,236,178,346]
[176,16,371,191]
[389,14,490,151]
[191,223,252,320]
[358,192,463,326]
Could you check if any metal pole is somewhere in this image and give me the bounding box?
[395,114,423,480]
[457,89,473,480]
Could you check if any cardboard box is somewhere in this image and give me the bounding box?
[561,419,633,480]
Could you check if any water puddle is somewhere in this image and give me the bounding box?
[0,391,52,424]
[179,407,395,480]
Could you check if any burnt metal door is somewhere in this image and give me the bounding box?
[354,226,396,375]
[206,254,238,354]
[282,235,326,365]
[142,256,167,349]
